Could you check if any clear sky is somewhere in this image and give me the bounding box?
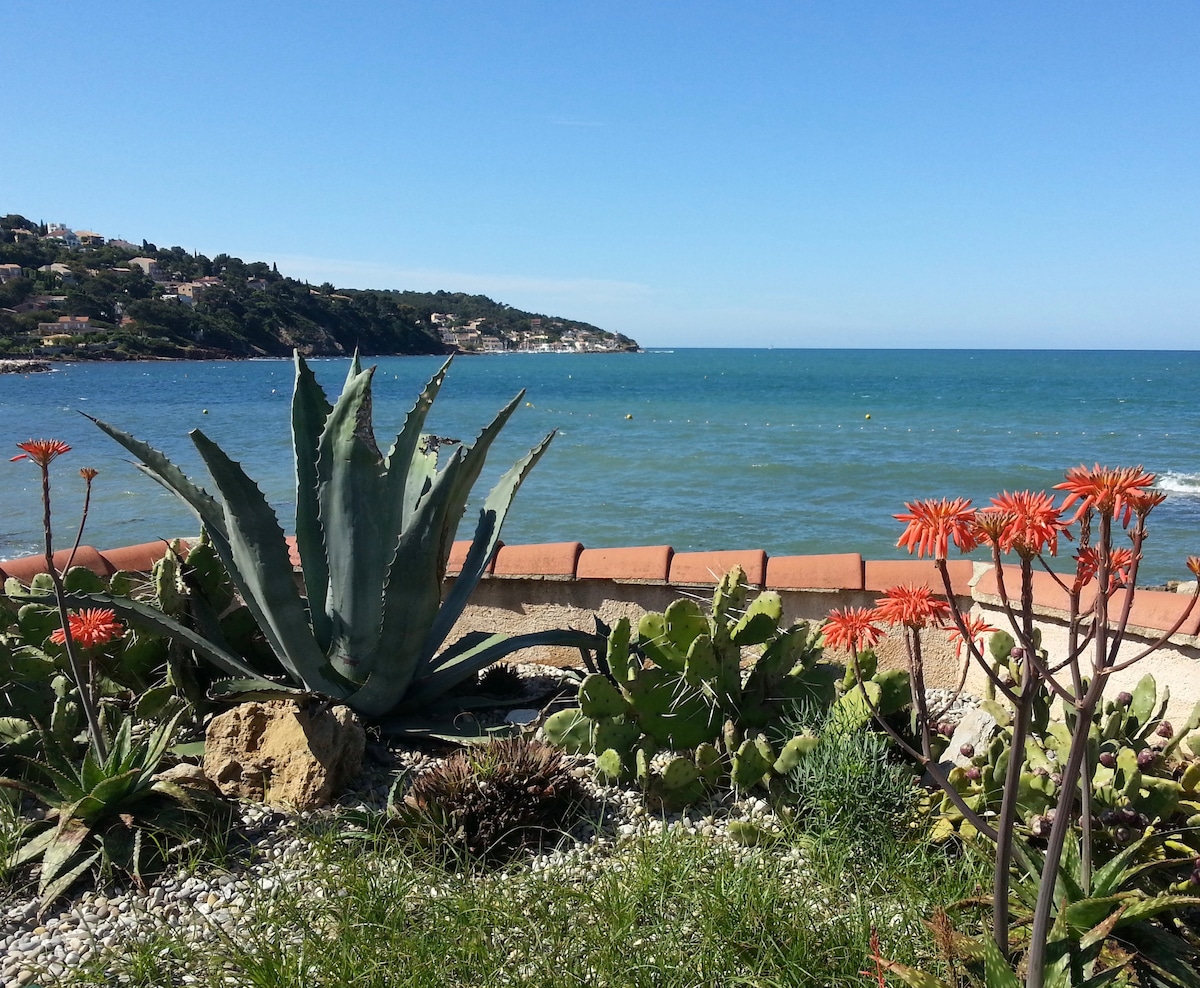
[6,2,1198,348]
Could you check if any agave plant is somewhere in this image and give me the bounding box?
[75,353,599,722]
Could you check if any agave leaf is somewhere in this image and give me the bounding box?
[317,365,392,683]
[22,747,87,804]
[1070,965,1127,988]
[291,353,334,651]
[189,430,336,694]
[381,358,451,543]
[206,678,311,702]
[399,629,606,711]
[423,427,556,662]
[46,591,268,683]
[364,453,474,714]
[83,414,228,542]
[380,390,524,673]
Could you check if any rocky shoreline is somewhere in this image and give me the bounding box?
[0,360,51,374]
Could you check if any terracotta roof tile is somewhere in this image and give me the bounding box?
[446,540,500,577]
[669,549,767,587]
[864,558,973,596]
[101,540,184,574]
[577,545,673,582]
[0,546,115,583]
[766,553,863,591]
[492,542,583,578]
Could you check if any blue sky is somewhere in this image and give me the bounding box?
[6,2,1198,347]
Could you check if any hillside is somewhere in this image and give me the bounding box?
[0,215,638,360]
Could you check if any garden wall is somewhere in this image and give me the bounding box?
[5,539,1199,720]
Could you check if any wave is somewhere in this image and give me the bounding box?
[1156,472,1200,496]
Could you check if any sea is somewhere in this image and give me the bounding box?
[3,349,1200,587]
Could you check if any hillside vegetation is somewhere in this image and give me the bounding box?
[0,214,635,360]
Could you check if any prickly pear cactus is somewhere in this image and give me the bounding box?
[543,566,910,807]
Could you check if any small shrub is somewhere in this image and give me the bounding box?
[776,702,920,845]
[389,736,589,865]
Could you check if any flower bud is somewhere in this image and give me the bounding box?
[1030,815,1052,838]
[1156,721,1174,739]
[937,721,956,738]
[965,766,982,782]
[1117,691,1133,707]
[1010,647,1025,659]
[959,743,975,759]
[1099,751,1117,769]
[1191,867,1200,886]
[1115,827,1132,844]
[1137,748,1158,770]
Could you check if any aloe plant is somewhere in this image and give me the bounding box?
[1,709,228,907]
[78,352,599,721]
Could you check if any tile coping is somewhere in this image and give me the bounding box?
[2,540,1197,638]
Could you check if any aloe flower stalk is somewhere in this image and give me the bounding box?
[844,469,1200,985]
[11,440,107,760]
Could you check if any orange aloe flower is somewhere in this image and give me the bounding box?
[822,607,885,652]
[895,497,978,559]
[988,490,1064,557]
[1188,557,1200,580]
[972,508,1010,548]
[1126,489,1166,517]
[1074,546,1134,589]
[12,439,72,466]
[50,608,124,648]
[873,584,952,629]
[946,614,1000,658]
[1055,464,1156,526]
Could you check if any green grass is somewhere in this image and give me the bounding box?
[63,817,986,988]
[0,789,24,873]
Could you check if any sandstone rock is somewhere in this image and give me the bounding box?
[202,700,364,810]
[943,706,1000,771]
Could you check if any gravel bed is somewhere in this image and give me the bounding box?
[1,673,977,986]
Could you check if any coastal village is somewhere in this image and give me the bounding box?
[431,312,630,353]
[0,217,636,363]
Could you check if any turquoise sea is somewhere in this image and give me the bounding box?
[3,349,1200,586]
